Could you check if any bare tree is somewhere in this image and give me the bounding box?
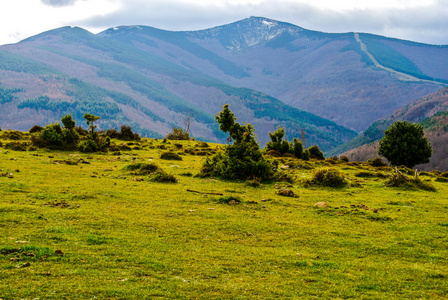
[180,108,200,137]
[300,129,307,149]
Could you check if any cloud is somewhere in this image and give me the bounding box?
[74,0,448,44]
[41,0,81,7]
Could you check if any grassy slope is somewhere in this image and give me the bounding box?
[1,131,448,299]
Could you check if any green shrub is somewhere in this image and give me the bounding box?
[201,142,273,181]
[4,142,29,151]
[216,196,242,204]
[1,130,24,140]
[120,125,141,141]
[203,105,273,181]
[398,166,414,176]
[386,172,436,191]
[150,171,177,183]
[160,152,182,160]
[165,127,190,140]
[29,125,43,133]
[195,142,209,148]
[31,115,79,150]
[308,146,325,160]
[340,156,349,162]
[312,169,346,187]
[368,157,388,167]
[78,139,98,153]
[245,176,261,187]
[123,163,159,175]
[265,126,290,154]
[266,149,283,157]
[301,149,310,161]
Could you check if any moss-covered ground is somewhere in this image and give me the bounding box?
[1,131,447,299]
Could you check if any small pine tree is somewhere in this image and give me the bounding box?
[378,121,432,168]
[201,105,273,181]
[265,126,290,154]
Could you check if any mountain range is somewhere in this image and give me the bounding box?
[0,17,447,153]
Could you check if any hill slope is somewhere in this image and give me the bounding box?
[338,88,448,171]
[1,17,448,151]
[0,25,356,151]
[100,17,447,131]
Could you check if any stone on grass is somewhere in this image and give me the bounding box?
[277,188,296,197]
[314,202,329,208]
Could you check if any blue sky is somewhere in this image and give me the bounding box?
[0,0,447,45]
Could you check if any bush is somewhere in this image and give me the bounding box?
[266,149,283,157]
[301,149,310,161]
[160,152,183,160]
[201,142,273,181]
[216,196,242,205]
[386,172,436,191]
[119,125,141,141]
[203,105,273,181]
[265,126,290,154]
[150,170,177,183]
[123,163,159,175]
[32,115,79,150]
[1,130,24,140]
[339,156,349,162]
[74,126,88,136]
[195,142,209,148]
[78,139,98,153]
[29,125,43,133]
[308,146,325,160]
[368,157,388,167]
[165,127,190,140]
[245,176,261,187]
[5,142,29,151]
[312,169,346,187]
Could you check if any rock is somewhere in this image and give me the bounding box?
[277,188,296,197]
[314,202,329,208]
[10,257,19,262]
[280,165,290,170]
[228,200,238,205]
[21,262,31,268]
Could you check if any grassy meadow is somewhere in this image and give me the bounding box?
[1,131,448,299]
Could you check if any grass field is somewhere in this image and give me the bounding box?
[1,131,447,299]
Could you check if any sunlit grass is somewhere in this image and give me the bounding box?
[1,131,447,299]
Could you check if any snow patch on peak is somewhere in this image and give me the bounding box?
[262,20,276,28]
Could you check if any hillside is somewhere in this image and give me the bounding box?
[1,131,448,298]
[339,88,448,171]
[100,17,447,131]
[0,25,356,152]
[1,17,448,151]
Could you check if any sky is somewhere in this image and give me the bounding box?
[0,0,447,46]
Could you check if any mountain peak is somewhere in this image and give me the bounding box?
[21,26,95,44]
[188,17,303,51]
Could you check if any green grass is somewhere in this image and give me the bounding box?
[1,132,448,299]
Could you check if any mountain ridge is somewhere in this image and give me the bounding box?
[0,17,447,152]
